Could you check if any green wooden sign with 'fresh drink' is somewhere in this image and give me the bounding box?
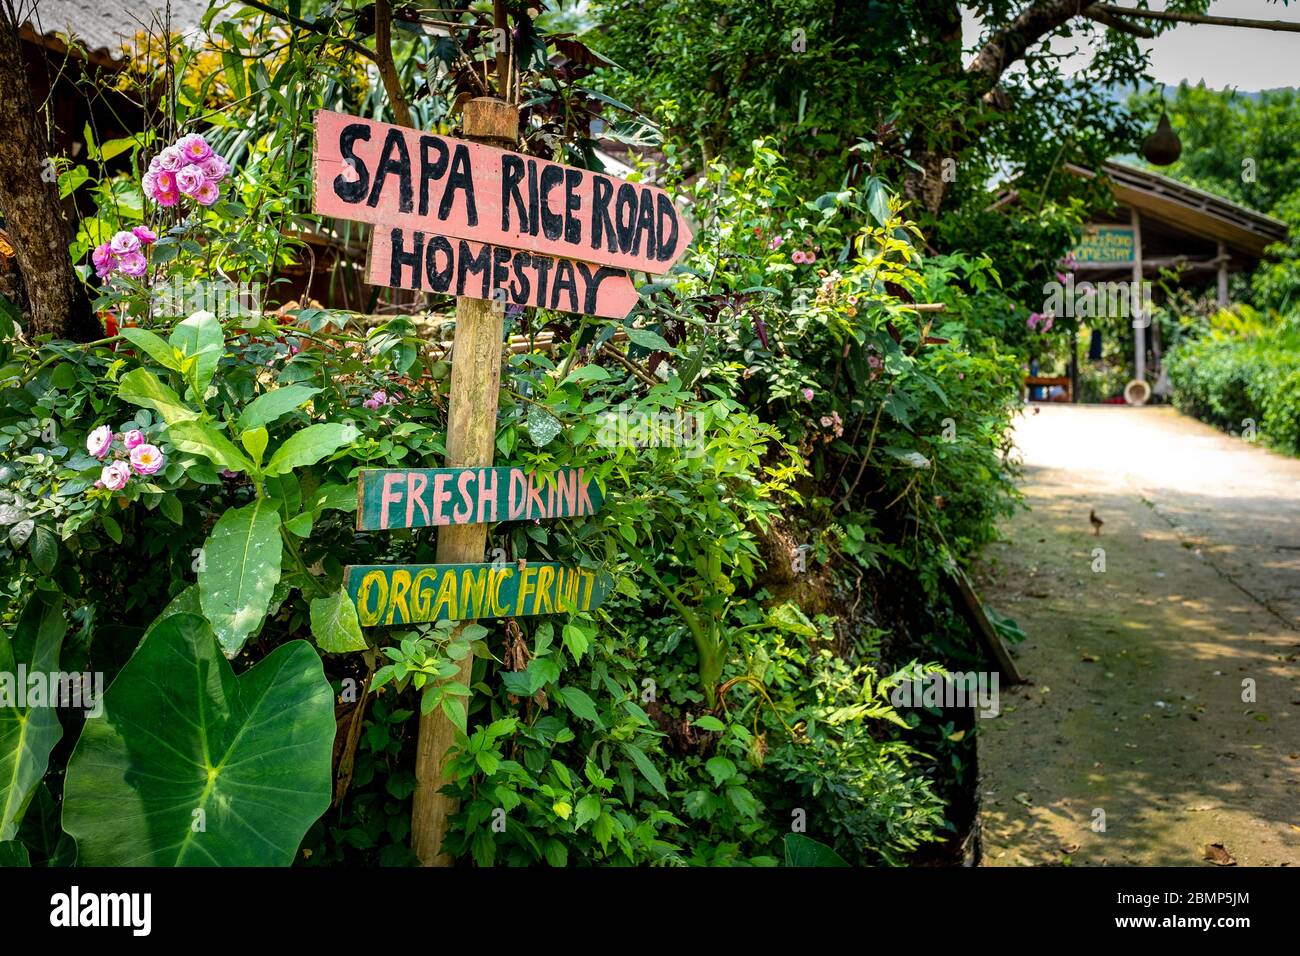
[355,466,603,530]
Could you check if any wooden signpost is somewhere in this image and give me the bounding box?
[312,92,691,866]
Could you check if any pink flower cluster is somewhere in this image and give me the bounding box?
[792,249,817,265]
[142,133,229,208]
[1027,312,1055,332]
[363,390,400,410]
[86,425,165,491]
[92,226,157,279]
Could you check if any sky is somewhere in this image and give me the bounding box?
[962,0,1300,92]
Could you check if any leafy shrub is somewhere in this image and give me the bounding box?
[1167,310,1300,455]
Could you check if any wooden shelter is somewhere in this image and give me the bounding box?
[1066,161,1287,399]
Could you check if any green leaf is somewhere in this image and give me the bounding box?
[237,385,321,433]
[284,512,312,537]
[626,327,674,352]
[264,423,359,476]
[119,328,182,371]
[561,623,589,662]
[783,833,850,867]
[309,588,367,654]
[118,368,199,425]
[526,404,562,447]
[705,755,737,786]
[561,364,611,386]
[557,686,599,723]
[101,514,122,544]
[169,311,223,395]
[693,715,726,732]
[574,794,601,830]
[307,482,356,515]
[619,743,667,797]
[159,494,183,525]
[0,841,30,866]
[726,785,758,818]
[62,615,334,865]
[29,525,57,574]
[240,426,268,467]
[167,421,254,474]
[198,498,283,657]
[0,595,65,841]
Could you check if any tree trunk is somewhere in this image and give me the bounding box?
[0,6,98,342]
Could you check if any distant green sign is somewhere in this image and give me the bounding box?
[1072,226,1135,264]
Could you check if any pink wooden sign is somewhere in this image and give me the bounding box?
[366,228,639,319]
[313,110,692,275]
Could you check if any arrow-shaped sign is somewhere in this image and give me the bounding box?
[313,109,693,276]
[365,228,640,319]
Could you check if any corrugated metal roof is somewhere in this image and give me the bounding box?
[23,0,214,61]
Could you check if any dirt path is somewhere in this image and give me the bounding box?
[976,405,1300,867]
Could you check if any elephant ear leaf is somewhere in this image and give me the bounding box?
[0,595,65,841]
[62,614,334,866]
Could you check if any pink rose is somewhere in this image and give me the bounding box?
[193,180,220,206]
[123,429,145,450]
[128,443,165,476]
[177,133,213,164]
[91,243,115,279]
[175,166,205,198]
[86,424,114,459]
[142,170,159,196]
[200,155,229,182]
[117,251,148,278]
[801,387,814,401]
[154,188,179,208]
[157,146,184,172]
[132,226,157,245]
[100,460,130,491]
[109,230,140,256]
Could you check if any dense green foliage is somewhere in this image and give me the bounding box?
[19,0,1283,869]
[1167,309,1300,456]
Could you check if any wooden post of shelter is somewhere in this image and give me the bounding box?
[1130,207,1145,384]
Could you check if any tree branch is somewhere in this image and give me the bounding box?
[373,0,413,127]
[1090,3,1300,34]
[1080,4,1155,39]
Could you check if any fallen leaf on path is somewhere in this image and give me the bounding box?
[1080,653,1100,662]
[1014,792,1033,807]
[1204,843,1236,866]
[1185,804,1219,812]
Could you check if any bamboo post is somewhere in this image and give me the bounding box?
[411,95,519,866]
